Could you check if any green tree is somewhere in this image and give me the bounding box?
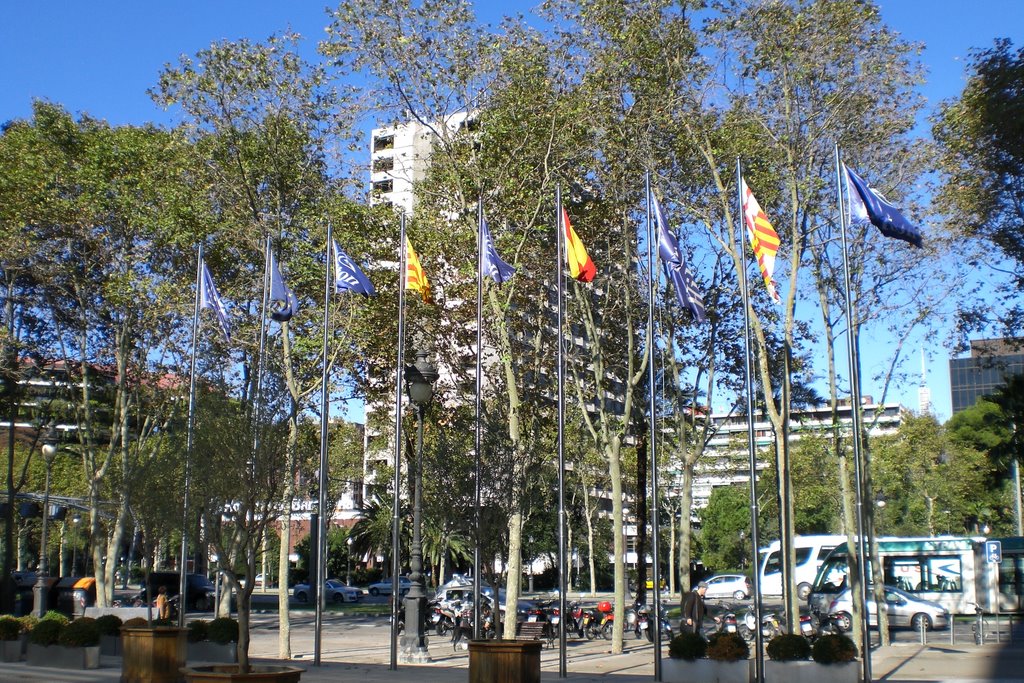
[698,485,752,572]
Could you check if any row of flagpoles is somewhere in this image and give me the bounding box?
[183,153,920,681]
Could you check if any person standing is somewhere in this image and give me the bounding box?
[681,581,708,635]
[155,585,171,620]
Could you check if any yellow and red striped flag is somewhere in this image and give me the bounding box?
[404,237,432,304]
[561,208,596,282]
[741,177,781,303]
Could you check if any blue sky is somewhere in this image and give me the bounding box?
[3,1,1023,421]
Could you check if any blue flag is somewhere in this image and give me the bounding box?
[332,241,376,297]
[481,219,516,284]
[844,165,923,247]
[268,250,298,322]
[653,196,706,323]
[199,259,231,341]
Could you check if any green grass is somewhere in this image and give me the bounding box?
[289,602,391,616]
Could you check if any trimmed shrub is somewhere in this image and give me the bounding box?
[94,614,123,637]
[668,632,707,661]
[29,618,62,646]
[41,610,69,625]
[187,620,209,643]
[812,633,858,664]
[207,617,238,645]
[766,633,811,661]
[0,616,21,641]
[58,617,100,647]
[17,615,38,634]
[152,618,175,627]
[121,617,148,628]
[706,631,750,662]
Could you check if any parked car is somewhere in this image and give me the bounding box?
[366,576,412,597]
[828,585,950,632]
[133,572,216,612]
[702,574,752,600]
[293,579,362,604]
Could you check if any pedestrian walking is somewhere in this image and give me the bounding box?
[681,581,708,635]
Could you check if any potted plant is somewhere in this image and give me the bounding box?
[810,633,859,682]
[664,631,751,683]
[0,615,22,662]
[765,632,813,682]
[187,618,239,663]
[96,613,124,656]
[26,614,100,669]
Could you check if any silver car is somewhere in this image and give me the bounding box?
[293,579,363,604]
[702,574,751,600]
[828,585,949,631]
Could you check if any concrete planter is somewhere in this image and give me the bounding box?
[181,664,303,683]
[663,657,751,683]
[101,632,123,656]
[765,659,858,683]
[188,641,238,663]
[0,639,21,662]
[26,642,101,669]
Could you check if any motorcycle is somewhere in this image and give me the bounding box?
[712,611,740,636]
[635,601,674,643]
[451,601,496,650]
[740,608,785,642]
[581,600,614,640]
[430,598,458,637]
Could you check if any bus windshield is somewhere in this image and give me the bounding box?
[813,556,850,594]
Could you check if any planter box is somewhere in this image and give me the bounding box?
[26,642,101,669]
[188,641,238,663]
[181,664,303,683]
[765,659,858,683]
[469,639,542,683]
[0,639,20,662]
[663,657,751,683]
[122,626,188,683]
[101,632,123,656]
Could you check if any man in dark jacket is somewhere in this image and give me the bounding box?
[681,581,708,634]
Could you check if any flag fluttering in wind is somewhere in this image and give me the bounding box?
[653,196,706,323]
[199,259,231,341]
[405,238,432,303]
[481,219,516,284]
[561,208,596,282]
[740,177,781,303]
[269,250,298,322]
[332,241,376,297]
[844,165,923,247]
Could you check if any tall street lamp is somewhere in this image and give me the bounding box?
[400,347,437,664]
[33,422,59,617]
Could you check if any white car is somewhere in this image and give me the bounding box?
[702,574,752,600]
[293,579,363,604]
[366,576,412,597]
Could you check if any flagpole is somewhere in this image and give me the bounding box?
[314,223,334,666]
[555,185,568,679]
[645,173,664,680]
[179,244,205,627]
[473,201,484,640]
[390,214,409,671]
[736,158,765,683]
[835,145,872,683]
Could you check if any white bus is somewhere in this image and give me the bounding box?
[759,535,847,600]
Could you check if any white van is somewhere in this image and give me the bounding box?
[758,534,847,600]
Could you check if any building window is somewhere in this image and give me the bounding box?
[372,179,393,195]
[373,156,394,173]
[373,134,394,152]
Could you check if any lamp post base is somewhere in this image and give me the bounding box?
[398,642,432,664]
[399,594,431,664]
[32,581,48,618]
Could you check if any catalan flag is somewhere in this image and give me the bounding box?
[740,177,781,303]
[561,208,596,283]
[405,238,432,303]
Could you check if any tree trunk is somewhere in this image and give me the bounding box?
[502,510,523,639]
[608,440,626,654]
[277,509,291,658]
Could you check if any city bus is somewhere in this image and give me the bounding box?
[758,534,847,600]
[808,536,1024,616]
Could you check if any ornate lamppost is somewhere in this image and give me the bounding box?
[33,422,59,617]
[400,348,437,663]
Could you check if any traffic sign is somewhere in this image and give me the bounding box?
[985,540,1002,564]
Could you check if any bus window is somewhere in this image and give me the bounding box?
[764,547,814,575]
[886,556,962,593]
[815,559,850,594]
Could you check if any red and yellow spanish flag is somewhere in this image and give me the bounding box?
[561,208,596,283]
[404,237,432,304]
[740,178,781,303]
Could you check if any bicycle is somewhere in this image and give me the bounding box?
[968,602,983,645]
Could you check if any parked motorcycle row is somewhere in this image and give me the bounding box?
[709,604,843,644]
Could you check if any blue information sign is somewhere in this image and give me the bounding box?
[985,540,1002,564]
